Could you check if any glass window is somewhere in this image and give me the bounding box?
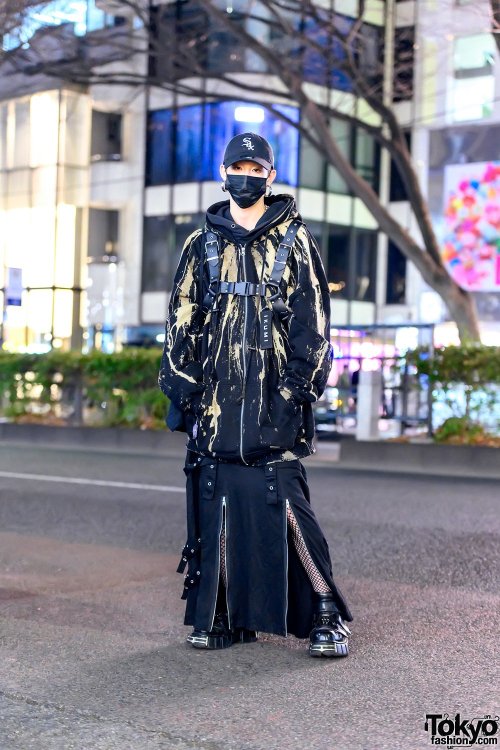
[88,209,119,262]
[327,119,350,195]
[146,102,299,187]
[454,33,495,73]
[142,213,204,293]
[201,101,299,185]
[355,129,380,192]
[142,216,171,293]
[300,11,355,93]
[176,105,204,182]
[299,129,325,190]
[1,1,122,50]
[91,110,122,162]
[145,110,174,186]
[171,213,204,290]
[300,119,380,195]
[452,76,494,122]
[86,1,124,32]
[327,225,349,299]
[13,101,30,169]
[386,240,406,304]
[305,220,325,259]
[301,13,329,87]
[359,22,383,91]
[393,26,415,103]
[452,34,495,121]
[354,230,377,302]
[206,11,245,74]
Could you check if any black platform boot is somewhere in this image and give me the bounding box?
[186,612,234,650]
[309,593,351,658]
[186,617,258,650]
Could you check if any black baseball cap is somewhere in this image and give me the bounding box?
[223,132,274,171]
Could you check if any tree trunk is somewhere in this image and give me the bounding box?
[432,274,482,343]
[301,99,481,342]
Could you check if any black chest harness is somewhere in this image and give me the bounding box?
[200,219,302,350]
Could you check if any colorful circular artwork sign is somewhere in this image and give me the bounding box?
[442,161,500,291]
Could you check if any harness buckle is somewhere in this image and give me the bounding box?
[205,239,219,263]
[266,280,281,302]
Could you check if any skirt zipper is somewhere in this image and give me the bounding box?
[208,494,231,631]
[222,496,231,629]
[284,498,290,636]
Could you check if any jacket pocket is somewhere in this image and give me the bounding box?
[261,388,303,451]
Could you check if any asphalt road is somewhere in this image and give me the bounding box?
[0,437,498,750]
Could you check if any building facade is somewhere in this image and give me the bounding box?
[0,0,498,353]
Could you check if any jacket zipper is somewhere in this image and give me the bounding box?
[208,494,231,632]
[222,496,230,628]
[239,243,249,465]
[236,214,293,464]
[284,498,290,636]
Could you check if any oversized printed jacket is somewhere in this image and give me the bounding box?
[158,193,333,465]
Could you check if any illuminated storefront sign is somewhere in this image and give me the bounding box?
[441,161,500,291]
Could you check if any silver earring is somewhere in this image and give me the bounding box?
[221,181,227,192]
[266,184,272,197]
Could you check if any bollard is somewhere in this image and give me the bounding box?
[356,370,382,441]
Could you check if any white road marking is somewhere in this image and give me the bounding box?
[0,470,183,493]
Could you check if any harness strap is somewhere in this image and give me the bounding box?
[266,219,302,320]
[201,230,221,314]
[200,219,303,318]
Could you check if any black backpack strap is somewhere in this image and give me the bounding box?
[265,219,302,321]
[201,230,220,314]
[200,221,302,320]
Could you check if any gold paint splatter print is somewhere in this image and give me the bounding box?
[159,216,333,463]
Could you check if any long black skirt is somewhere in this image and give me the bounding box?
[177,449,353,639]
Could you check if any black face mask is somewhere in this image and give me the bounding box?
[224,174,267,208]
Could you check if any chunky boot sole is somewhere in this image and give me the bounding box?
[309,640,349,657]
[187,628,258,650]
[187,630,234,650]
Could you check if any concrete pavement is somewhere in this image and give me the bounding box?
[0,437,498,750]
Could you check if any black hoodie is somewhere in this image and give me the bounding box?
[158,193,333,465]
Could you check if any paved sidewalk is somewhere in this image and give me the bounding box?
[0,442,498,749]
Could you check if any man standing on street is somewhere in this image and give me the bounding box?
[159,132,353,657]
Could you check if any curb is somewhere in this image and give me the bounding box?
[334,439,500,480]
[0,422,184,453]
[0,423,498,480]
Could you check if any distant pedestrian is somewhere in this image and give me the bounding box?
[159,132,352,657]
[336,364,351,415]
[351,362,360,407]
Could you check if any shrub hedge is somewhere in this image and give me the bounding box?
[406,344,500,441]
[0,344,498,437]
[0,349,168,430]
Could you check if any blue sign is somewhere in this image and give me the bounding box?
[6,267,22,306]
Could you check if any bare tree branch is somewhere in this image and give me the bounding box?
[0,0,481,340]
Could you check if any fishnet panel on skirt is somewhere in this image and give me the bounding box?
[218,500,330,594]
[286,499,331,594]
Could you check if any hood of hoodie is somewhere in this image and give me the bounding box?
[205,193,300,245]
